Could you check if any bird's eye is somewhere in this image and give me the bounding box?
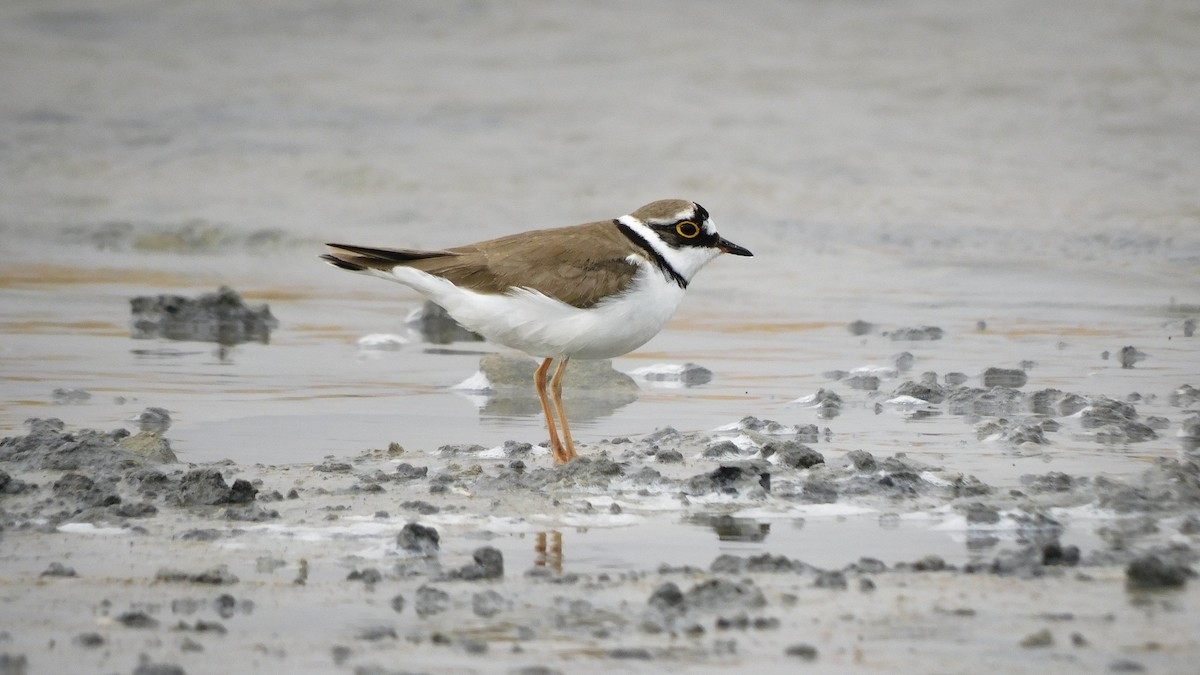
[675,221,700,239]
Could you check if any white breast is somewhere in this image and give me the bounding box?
[385,258,686,359]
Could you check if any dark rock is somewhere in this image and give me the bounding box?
[684,463,770,496]
[473,589,507,617]
[132,657,185,675]
[391,463,429,481]
[52,472,120,507]
[400,500,440,515]
[130,286,277,345]
[1042,541,1080,566]
[446,546,504,581]
[647,582,685,614]
[765,440,824,469]
[170,469,257,506]
[314,461,352,473]
[844,450,877,472]
[1170,384,1200,408]
[348,568,383,585]
[502,440,534,457]
[178,528,222,542]
[0,417,158,471]
[847,320,874,335]
[136,407,172,433]
[683,578,766,612]
[656,449,683,463]
[1126,554,1193,590]
[112,501,158,518]
[893,381,946,404]
[52,387,91,404]
[910,555,948,572]
[784,643,818,660]
[1020,628,1053,648]
[398,522,440,556]
[982,367,1028,388]
[888,326,944,341]
[702,440,741,459]
[854,558,888,574]
[74,632,105,648]
[1082,397,1157,443]
[892,351,915,371]
[964,502,1001,525]
[116,610,159,629]
[415,585,451,617]
[0,469,31,495]
[155,565,239,585]
[801,477,838,503]
[1020,472,1078,493]
[803,388,844,418]
[607,647,652,660]
[844,375,880,391]
[644,427,680,443]
[1118,345,1146,368]
[356,625,397,641]
[40,562,77,578]
[813,570,847,588]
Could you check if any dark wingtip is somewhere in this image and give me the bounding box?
[319,253,367,271]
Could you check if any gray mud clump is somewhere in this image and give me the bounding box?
[1125,554,1194,590]
[444,546,503,580]
[399,522,441,556]
[1081,397,1157,443]
[685,463,771,497]
[0,416,175,471]
[170,469,257,506]
[982,367,1028,388]
[887,326,944,341]
[130,286,278,344]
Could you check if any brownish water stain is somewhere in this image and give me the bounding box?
[0,264,210,289]
[996,325,1129,338]
[673,319,840,334]
[0,320,125,336]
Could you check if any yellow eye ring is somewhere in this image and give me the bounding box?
[676,221,700,239]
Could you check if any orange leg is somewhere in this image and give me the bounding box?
[534,357,566,463]
[549,357,577,462]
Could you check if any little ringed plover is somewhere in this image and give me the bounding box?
[321,199,752,464]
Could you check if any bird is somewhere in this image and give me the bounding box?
[321,199,753,464]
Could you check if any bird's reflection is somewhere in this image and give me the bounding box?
[534,530,563,574]
[456,355,640,422]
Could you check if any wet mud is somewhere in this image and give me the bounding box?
[3,375,1199,674]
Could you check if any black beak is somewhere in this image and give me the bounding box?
[718,237,753,257]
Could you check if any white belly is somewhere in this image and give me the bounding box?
[387,263,685,359]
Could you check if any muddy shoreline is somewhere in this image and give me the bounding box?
[3,365,1198,674]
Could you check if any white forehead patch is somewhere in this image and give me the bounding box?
[670,204,695,223]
